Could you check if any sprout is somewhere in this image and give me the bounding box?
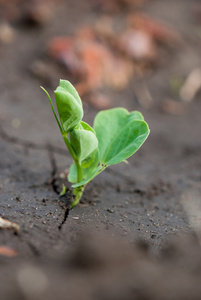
[42,80,150,208]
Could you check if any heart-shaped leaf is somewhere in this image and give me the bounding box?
[94,108,150,165]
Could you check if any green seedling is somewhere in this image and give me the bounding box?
[41,80,150,208]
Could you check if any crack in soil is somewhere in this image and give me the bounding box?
[0,127,73,231]
[58,207,70,230]
[0,127,67,156]
[47,145,72,229]
[58,190,73,230]
[47,145,60,195]
[46,144,72,229]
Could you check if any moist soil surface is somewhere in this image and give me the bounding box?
[1,0,201,299]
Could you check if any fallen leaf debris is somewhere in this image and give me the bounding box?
[0,217,20,233]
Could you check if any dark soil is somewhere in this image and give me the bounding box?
[1,0,201,299]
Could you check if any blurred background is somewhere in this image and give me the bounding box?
[1,0,201,140]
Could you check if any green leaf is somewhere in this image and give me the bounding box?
[128,111,144,121]
[68,163,78,183]
[59,79,82,106]
[77,121,98,168]
[79,121,96,134]
[70,127,98,164]
[94,107,150,165]
[60,184,67,196]
[68,151,99,183]
[71,165,105,188]
[54,81,83,133]
[81,148,98,168]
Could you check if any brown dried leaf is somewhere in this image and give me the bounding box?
[78,42,110,89]
[0,246,18,257]
[48,13,175,96]
[48,30,131,92]
[48,36,81,76]
[128,13,179,44]
[103,56,134,89]
[118,29,156,61]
